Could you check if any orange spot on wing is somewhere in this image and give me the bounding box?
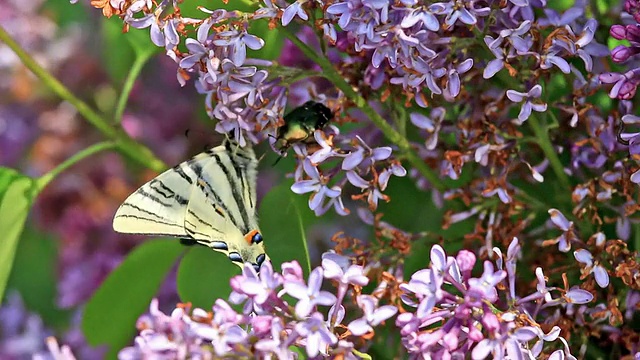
[244,229,259,245]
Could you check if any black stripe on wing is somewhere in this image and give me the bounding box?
[185,219,212,239]
[180,238,197,246]
[212,153,251,234]
[173,165,194,184]
[186,209,223,234]
[222,139,255,164]
[117,203,176,223]
[220,140,257,213]
[230,151,255,212]
[149,179,189,201]
[136,187,188,207]
[114,214,185,231]
[179,238,229,252]
[188,160,242,230]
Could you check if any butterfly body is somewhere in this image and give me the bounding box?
[113,139,267,272]
[274,101,333,154]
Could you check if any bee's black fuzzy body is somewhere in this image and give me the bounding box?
[274,101,334,154]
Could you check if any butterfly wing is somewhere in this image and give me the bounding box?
[194,141,259,235]
[113,139,267,270]
[187,141,266,267]
[112,164,196,237]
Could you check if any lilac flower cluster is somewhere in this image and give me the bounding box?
[96,0,407,215]
[40,241,608,359]
[84,0,609,218]
[8,0,640,358]
[600,1,640,189]
[397,240,593,359]
[291,130,407,215]
[64,1,632,216]
[600,10,640,99]
[114,1,276,147]
[0,292,52,358]
[118,252,396,359]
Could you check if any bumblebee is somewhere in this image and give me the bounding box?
[274,101,333,155]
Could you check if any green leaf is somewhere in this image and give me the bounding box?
[290,345,307,357]
[101,17,137,83]
[368,326,402,359]
[379,176,474,239]
[176,246,240,310]
[7,228,70,329]
[403,237,432,276]
[81,239,184,357]
[377,176,439,233]
[259,181,314,275]
[125,26,159,59]
[101,14,159,79]
[378,176,472,272]
[42,0,87,28]
[249,19,284,61]
[0,170,14,200]
[0,167,37,301]
[546,0,574,10]
[2,142,114,304]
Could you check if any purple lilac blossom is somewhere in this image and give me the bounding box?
[100,246,598,358]
[505,85,548,124]
[397,241,590,358]
[0,292,51,358]
[113,255,397,358]
[547,208,576,252]
[284,267,337,317]
[17,0,640,358]
[79,0,606,220]
[347,295,397,336]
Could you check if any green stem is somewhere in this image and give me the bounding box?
[281,28,446,191]
[36,142,116,191]
[292,201,312,275]
[0,26,115,138]
[512,187,547,211]
[114,52,153,124]
[546,108,560,130]
[0,25,166,173]
[393,103,407,138]
[267,65,323,85]
[528,114,571,191]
